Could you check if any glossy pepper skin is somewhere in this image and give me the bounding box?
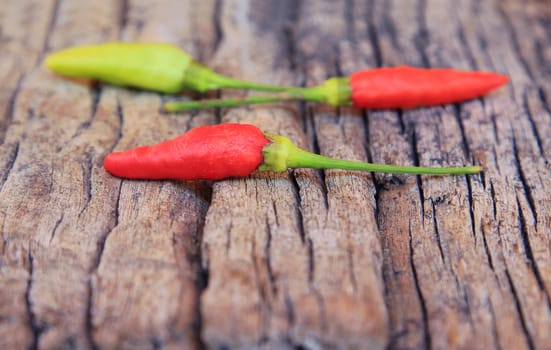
[349,66,510,109]
[164,66,509,111]
[104,124,481,181]
[45,42,292,94]
[45,43,193,94]
[104,124,270,180]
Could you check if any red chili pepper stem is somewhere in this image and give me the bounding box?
[260,133,482,175]
[165,67,509,111]
[164,77,352,111]
[104,123,482,181]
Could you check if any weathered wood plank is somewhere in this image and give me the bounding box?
[1,1,214,349]
[0,1,90,348]
[0,2,125,348]
[199,1,314,348]
[293,0,389,347]
[0,0,550,349]
[87,1,217,349]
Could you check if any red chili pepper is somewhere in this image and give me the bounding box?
[104,124,269,180]
[104,123,481,181]
[349,66,509,109]
[164,66,509,111]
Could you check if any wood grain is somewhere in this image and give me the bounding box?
[0,0,550,349]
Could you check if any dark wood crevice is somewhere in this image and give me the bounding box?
[515,197,550,307]
[496,2,535,81]
[85,181,122,349]
[0,76,24,144]
[504,268,536,350]
[522,88,546,158]
[511,134,539,224]
[25,251,45,350]
[289,171,307,243]
[408,222,430,350]
[211,0,224,56]
[40,0,61,57]
[0,141,19,192]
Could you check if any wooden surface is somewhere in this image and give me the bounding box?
[1,0,550,349]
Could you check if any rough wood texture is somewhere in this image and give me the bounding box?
[0,0,550,349]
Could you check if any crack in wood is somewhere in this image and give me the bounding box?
[465,177,478,245]
[344,0,355,44]
[461,287,476,334]
[25,251,45,350]
[283,291,295,330]
[408,221,430,349]
[225,220,233,253]
[380,0,400,53]
[366,0,383,67]
[410,127,426,226]
[522,88,545,157]
[497,3,535,80]
[0,76,24,144]
[281,0,300,72]
[452,104,472,159]
[487,298,503,350]
[173,209,208,350]
[78,151,93,218]
[511,134,538,224]
[372,182,382,233]
[212,0,223,55]
[362,112,374,164]
[538,86,551,116]
[271,201,280,227]
[413,0,430,67]
[305,112,329,210]
[489,179,498,219]
[48,159,55,194]
[150,336,162,350]
[104,97,124,156]
[430,200,446,265]
[454,18,479,70]
[250,228,270,343]
[289,170,306,243]
[119,0,129,30]
[264,218,276,296]
[310,284,328,334]
[49,213,64,244]
[0,141,19,193]
[71,87,102,142]
[40,0,60,57]
[490,110,501,146]
[515,196,551,307]
[346,244,358,294]
[362,111,384,234]
[85,182,122,350]
[480,225,496,273]
[504,268,536,350]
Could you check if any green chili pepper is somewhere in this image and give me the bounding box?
[45,42,292,94]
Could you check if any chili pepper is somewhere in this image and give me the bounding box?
[45,42,291,94]
[164,66,508,111]
[103,123,481,181]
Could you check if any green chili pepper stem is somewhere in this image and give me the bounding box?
[259,133,482,175]
[164,76,353,111]
[182,61,295,93]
